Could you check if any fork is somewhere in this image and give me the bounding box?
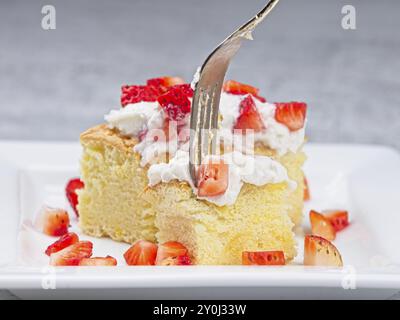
[189,0,281,186]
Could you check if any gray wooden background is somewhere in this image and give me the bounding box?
[0,0,399,299]
[0,0,399,149]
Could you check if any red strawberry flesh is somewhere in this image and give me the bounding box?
[45,232,79,256]
[66,178,84,217]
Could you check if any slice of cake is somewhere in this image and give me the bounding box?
[78,78,307,265]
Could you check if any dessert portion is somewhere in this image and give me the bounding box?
[77,77,307,265]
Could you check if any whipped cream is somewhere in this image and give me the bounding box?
[105,102,163,137]
[148,150,295,206]
[104,90,305,206]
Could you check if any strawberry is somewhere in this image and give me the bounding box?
[121,85,159,107]
[158,255,192,266]
[155,241,189,265]
[275,102,307,131]
[171,84,194,98]
[79,256,117,266]
[309,210,336,241]
[303,176,311,201]
[197,160,229,197]
[124,240,158,266]
[304,235,343,267]
[66,178,84,217]
[223,80,266,102]
[323,210,350,232]
[37,207,70,237]
[242,251,285,266]
[157,85,192,121]
[45,232,79,256]
[147,76,185,93]
[234,95,265,132]
[49,241,93,266]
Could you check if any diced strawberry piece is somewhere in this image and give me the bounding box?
[304,176,311,201]
[234,95,265,132]
[309,210,336,241]
[223,80,266,102]
[171,84,194,98]
[45,232,79,256]
[275,102,307,131]
[49,241,93,266]
[197,160,229,197]
[242,251,286,266]
[323,210,350,232]
[157,86,192,121]
[147,76,185,92]
[155,241,189,265]
[158,255,192,266]
[79,256,117,266]
[37,207,70,237]
[66,178,84,217]
[304,235,343,267]
[124,240,158,266]
[121,85,160,107]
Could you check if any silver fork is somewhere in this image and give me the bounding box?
[189,0,281,186]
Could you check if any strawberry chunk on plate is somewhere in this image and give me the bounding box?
[234,95,265,132]
[66,178,84,217]
[275,102,307,131]
[303,176,311,201]
[309,210,336,241]
[157,255,192,266]
[242,251,286,266]
[304,235,343,267]
[124,240,158,266]
[79,256,117,266]
[45,232,79,256]
[223,80,266,102]
[49,241,93,266]
[36,206,70,237]
[197,160,229,197]
[155,241,190,265]
[323,210,350,232]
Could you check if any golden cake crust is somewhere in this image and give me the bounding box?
[80,124,138,155]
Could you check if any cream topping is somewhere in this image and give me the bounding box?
[104,90,305,206]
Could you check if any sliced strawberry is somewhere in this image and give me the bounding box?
[147,76,185,89]
[223,80,266,102]
[124,240,158,266]
[323,210,350,232]
[157,85,192,121]
[155,241,189,265]
[242,251,285,266]
[275,102,307,131]
[234,95,265,132]
[79,256,117,266]
[121,85,160,107]
[37,207,70,237]
[45,232,79,256]
[66,178,84,217]
[309,210,336,241]
[49,241,93,266]
[171,84,194,98]
[304,235,343,267]
[197,160,229,197]
[158,255,192,266]
[303,176,311,201]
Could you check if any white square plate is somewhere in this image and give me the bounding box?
[0,141,400,300]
